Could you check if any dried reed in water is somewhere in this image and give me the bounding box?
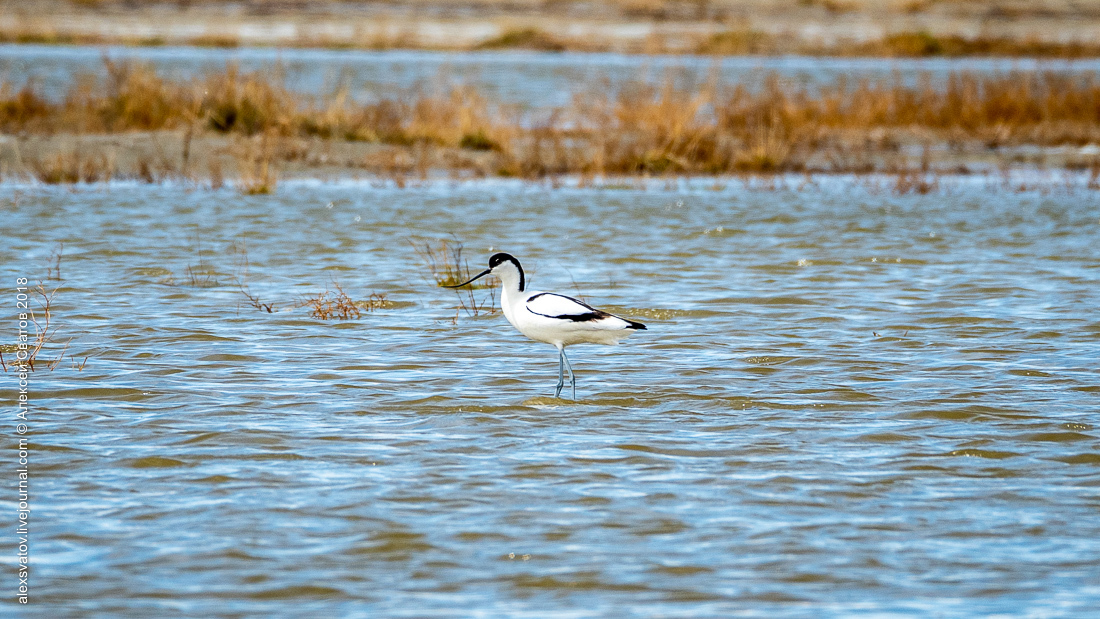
[5,62,1100,179]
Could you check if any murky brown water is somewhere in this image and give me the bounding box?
[3,176,1100,616]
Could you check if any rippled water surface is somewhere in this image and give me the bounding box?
[3,178,1100,617]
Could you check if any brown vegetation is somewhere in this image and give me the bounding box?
[236,279,275,313]
[849,31,1100,58]
[6,0,1100,60]
[4,61,1100,180]
[6,0,1100,64]
[29,151,114,184]
[409,238,490,288]
[182,242,221,287]
[8,24,1100,58]
[697,29,1100,58]
[46,243,64,280]
[475,28,570,52]
[893,170,939,195]
[409,238,499,320]
[447,283,498,322]
[236,133,279,195]
[299,283,389,320]
[0,283,73,372]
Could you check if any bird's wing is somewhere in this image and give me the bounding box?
[525,292,608,322]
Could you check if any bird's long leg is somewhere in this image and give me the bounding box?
[555,345,565,398]
[561,347,576,400]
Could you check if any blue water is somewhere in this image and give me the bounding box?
[1,176,1098,616]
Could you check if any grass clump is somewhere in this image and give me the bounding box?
[204,66,294,135]
[299,283,386,320]
[861,32,1100,58]
[475,28,566,52]
[409,238,489,289]
[893,170,940,195]
[409,237,500,320]
[459,129,500,151]
[698,30,780,55]
[97,59,192,131]
[236,133,279,195]
[0,85,51,130]
[0,283,73,373]
[189,34,241,49]
[30,152,113,184]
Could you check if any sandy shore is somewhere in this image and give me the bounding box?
[0,132,502,186]
[2,0,1100,54]
[4,131,1097,189]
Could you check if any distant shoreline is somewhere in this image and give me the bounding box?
[3,60,1100,190]
[4,27,1100,59]
[3,0,1100,58]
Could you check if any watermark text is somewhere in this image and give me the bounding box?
[14,277,30,604]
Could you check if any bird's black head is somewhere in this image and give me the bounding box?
[488,252,524,291]
[488,253,518,269]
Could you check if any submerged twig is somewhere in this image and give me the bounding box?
[5,282,71,372]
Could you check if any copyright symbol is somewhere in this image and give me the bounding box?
[16,425,27,434]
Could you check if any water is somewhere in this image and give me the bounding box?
[2,177,1099,616]
[4,44,1100,105]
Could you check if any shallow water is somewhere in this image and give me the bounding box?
[1,177,1099,616]
[4,44,1100,105]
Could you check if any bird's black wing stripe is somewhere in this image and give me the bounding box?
[527,292,611,322]
[527,292,645,325]
[529,310,609,323]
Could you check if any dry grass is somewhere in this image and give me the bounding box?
[0,29,109,47]
[6,61,1100,179]
[184,264,219,287]
[409,237,490,288]
[0,283,71,373]
[29,151,114,184]
[230,244,274,313]
[286,286,392,318]
[475,28,568,52]
[46,242,64,280]
[301,289,359,319]
[408,237,500,320]
[298,282,387,320]
[7,14,1100,58]
[1,62,290,136]
[200,244,397,318]
[236,133,279,195]
[893,170,940,194]
[237,282,275,313]
[8,1,1100,60]
[450,284,498,323]
[182,242,220,288]
[850,32,1100,59]
[697,30,785,55]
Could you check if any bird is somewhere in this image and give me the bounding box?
[445,253,646,400]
